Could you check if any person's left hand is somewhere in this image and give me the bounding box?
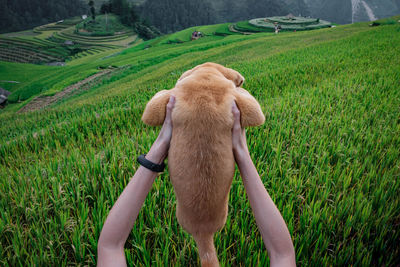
[146,95,176,163]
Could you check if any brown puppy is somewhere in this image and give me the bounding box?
[142,62,265,266]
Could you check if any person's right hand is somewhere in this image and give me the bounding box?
[232,101,250,161]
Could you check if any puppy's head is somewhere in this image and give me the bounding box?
[178,62,244,88]
[142,63,264,127]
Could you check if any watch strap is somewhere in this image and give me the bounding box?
[137,154,165,172]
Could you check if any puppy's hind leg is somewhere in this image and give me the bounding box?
[193,233,219,267]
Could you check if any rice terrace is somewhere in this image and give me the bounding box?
[0,0,399,266]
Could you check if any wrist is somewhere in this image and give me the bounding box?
[146,142,168,164]
[234,147,251,165]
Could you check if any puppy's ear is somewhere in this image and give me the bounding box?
[177,68,194,82]
[202,62,245,87]
[222,68,244,87]
[234,88,265,127]
[142,90,172,126]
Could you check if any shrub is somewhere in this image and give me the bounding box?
[134,22,160,40]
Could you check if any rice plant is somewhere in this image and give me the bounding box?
[0,17,399,266]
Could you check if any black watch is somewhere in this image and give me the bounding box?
[137,154,165,172]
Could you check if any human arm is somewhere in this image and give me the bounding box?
[231,102,296,267]
[97,96,176,267]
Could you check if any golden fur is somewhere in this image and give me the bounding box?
[142,62,265,266]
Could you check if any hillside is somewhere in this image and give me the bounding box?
[0,0,87,34]
[310,0,400,23]
[3,0,399,35]
[207,0,400,24]
[137,0,400,29]
[0,14,137,65]
[0,16,400,266]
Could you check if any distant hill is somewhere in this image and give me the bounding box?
[140,0,216,33]
[90,0,145,9]
[137,0,400,31]
[0,14,137,65]
[0,0,87,34]
[206,0,291,23]
[206,0,400,24]
[303,0,400,24]
[2,0,399,34]
[139,0,297,33]
[0,0,149,34]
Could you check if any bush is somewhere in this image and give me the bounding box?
[66,46,83,56]
[134,22,160,40]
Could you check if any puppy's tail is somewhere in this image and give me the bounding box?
[193,233,219,267]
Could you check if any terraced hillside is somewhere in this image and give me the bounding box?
[232,16,332,35]
[0,37,68,64]
[0,15,138,64]
[0,15,336,66]
[250,16,332,31]
[0,16,399,266]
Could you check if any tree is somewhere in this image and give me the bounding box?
[91,6,96,20]
[111,0,126,16]
[129,5,139,24]
[0,4,10,30]
[89,0,96,20]
[100,2,112,14]
[246,0,286,18]
[1,0,87,34]
[141,0,216,33]
[134,21,160,40]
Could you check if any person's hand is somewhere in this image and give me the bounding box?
[157,95,176,144]
[232,101,250,162]
[146,95,176,164]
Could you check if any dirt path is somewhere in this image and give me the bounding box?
[18,70,113,113]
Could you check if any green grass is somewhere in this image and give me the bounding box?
[0,30,39,37]
[160,23,236,44]
[0,36,68,63]
[0,18,400,266]
[59,16,84,26]
[0,62,58,91]
[372,14,400,25]
[214,23,236,36]
[234,21,274,33]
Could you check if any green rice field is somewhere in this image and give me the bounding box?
[249,16,332,31]
[0,16,399,266]
[0,15,136,64]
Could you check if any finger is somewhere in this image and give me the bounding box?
[165,95,176,123]
[232,100,241,131]
[232,101,240,119]
[241,128,246,138]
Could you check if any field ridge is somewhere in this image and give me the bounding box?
[18,69,117,113]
